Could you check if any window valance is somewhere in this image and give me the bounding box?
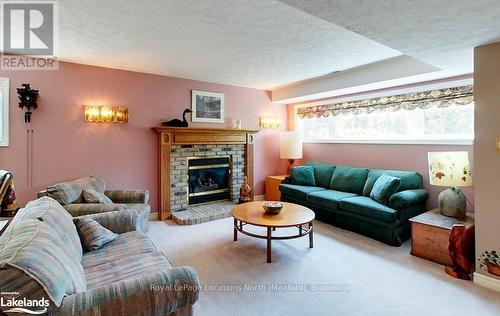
[297,85,473,119]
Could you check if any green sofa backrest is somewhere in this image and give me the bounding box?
[304,161,423,196]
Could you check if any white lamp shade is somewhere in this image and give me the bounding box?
[280,131,303,159]
[428,151,473,187]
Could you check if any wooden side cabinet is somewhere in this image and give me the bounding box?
[265,175,287,201]
[409,209,474,265]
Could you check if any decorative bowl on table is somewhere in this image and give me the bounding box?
[262,201,284,215]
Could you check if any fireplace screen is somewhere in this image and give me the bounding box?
[188,156,230,205]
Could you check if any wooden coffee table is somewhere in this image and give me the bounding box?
[231,201,315,263]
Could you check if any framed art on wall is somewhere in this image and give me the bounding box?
[191,90,224,123]
[0,78,10,147]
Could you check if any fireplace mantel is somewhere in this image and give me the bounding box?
[152,127,260,220]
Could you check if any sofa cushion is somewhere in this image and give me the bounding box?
[83,189,113,204]
[279,184,326,199]
[13,197,83,261]
[74,217,119,251]
[306,190,358,211]
[362,169,423,196]
[330,166,369,194]
[82,231,157,269]
[305,162,336,188]
[46,176,106,205]
[0,220,86,307]
[370,174,401,205]
[340,196,398,222]
[290,166,316,186]
[85,251,172,289]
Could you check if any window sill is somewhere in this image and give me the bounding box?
[303,139,474,145]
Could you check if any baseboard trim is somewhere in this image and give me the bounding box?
[148,212,159,221]
[473,272,500,292]
[253,195,265,201]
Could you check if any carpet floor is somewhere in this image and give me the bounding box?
[148,218,500,316]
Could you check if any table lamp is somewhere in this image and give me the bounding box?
[280,131,303,174]
[427,151,473,218]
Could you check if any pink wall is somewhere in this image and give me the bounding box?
[0,62,288,211]
[300,143,474,210]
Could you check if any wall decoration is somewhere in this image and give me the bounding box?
[0,78,9,147]
[162,108,192,127]
[478,250,500,277]
[191,90,224,123]
[17,83,39,123]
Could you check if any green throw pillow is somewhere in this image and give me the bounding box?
[73,217,118,251]
[370,174,401,205]
[290,166,316,186]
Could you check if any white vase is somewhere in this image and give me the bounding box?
[233,119,242,129]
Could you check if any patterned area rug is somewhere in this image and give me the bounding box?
[171,201,237,225]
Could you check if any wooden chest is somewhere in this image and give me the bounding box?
[409,209,474,265]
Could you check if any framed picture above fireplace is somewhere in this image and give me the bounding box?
[191,90,224,123]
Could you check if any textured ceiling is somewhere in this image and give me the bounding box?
[41,0,500,91]
[58,0,401,89]
[279,0,500,78]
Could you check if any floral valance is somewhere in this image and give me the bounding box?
[297,85,473,119]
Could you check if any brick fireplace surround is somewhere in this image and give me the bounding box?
[153,127,259,220]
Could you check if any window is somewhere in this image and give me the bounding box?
[296,87,474,145]
[0,78,9,146]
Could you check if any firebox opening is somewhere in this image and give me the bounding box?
[188,156,230,205]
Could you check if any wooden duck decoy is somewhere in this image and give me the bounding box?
[162,108,192,127]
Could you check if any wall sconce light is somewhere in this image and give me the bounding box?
[260,116,281,129]
[84,105,129,123]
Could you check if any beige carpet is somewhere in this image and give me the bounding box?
[148,218,500,316]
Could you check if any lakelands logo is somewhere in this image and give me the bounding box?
[0,0,59,70]
[1,292,49,314]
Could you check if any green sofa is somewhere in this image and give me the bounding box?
[279,161,429,246]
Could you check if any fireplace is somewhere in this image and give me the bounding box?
[153,127,258,220]
[188,156,230,205]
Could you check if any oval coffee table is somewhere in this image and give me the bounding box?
[231,201,315,263]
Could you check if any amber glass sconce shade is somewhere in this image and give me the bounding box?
[259,116,282,128]
[84,105,129,123]
[115,107,129,123]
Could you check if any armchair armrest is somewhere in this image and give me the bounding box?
[37,190,48,198]
[105,189,150,204]
[58,267,200,316]
[389,189,429,210]
[64,203,127,217]
[75,208,149,233]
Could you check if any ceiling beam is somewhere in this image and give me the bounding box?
[271,55,439,104]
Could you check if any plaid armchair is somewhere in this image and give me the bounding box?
[37,176,150,232]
